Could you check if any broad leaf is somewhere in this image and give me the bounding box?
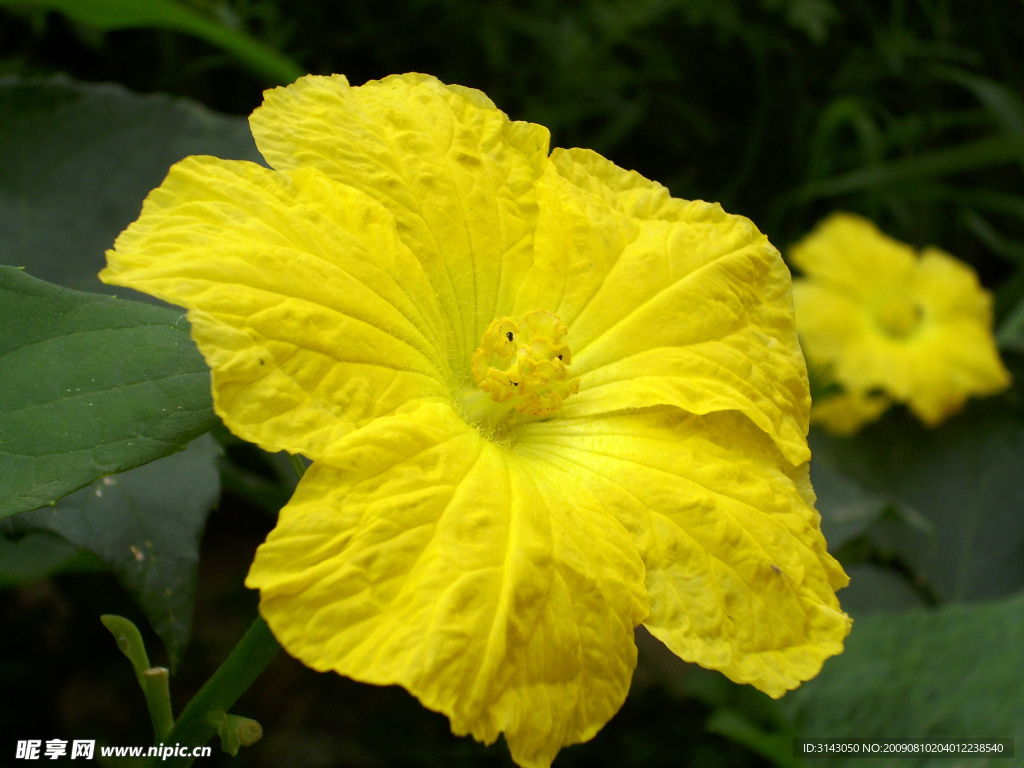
[0,267,216,518]
[0,76,263,296]
[784,593,1024,766]
[831,563,926,617]
[809,401,1024,607]
[0,531,101,586]
[4,435,221,665]
[809,460,888,550]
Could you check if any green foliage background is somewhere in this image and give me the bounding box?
[1,1,1023,766]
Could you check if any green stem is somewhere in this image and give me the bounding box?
[142,668,175,742]
[144,616,280,768]
[100,615,174,744]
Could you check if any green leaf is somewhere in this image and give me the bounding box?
[0,0,303,84]
[0,530,103,586]
[4,436,221,665]
[783,593,1024,766]
[0,266,217,518]
[809,460,888,551]
[0,76,262,296]
[705,707,800,768]
[832,563,927,616]
[810,401,1024,607]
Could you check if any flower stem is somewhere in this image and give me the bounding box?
[100,615,174,743]
[143,615,280,768]
[142,667,174,742]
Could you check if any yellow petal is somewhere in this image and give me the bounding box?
[904,248,1010,422]
[789,212,916,298]
[811,390,891,435]
[246,402,647,768]
[518,149,811,465]
[518,408,851,698]
[249,73,551,367]
[101,156,451,459]
[792,280,913,394]
[792,281,867,356]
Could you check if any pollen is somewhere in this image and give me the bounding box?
[471,311,580,417]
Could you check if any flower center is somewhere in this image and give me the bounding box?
[874,294,923,339]
[458,310,580,433]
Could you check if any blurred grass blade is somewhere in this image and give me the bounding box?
[0,0,303,84]
[807,96,884,180]
[794,135,1024,202]
[936,65,1024,139]
[902,185,1024,224]
[996,292,1024,350]
[961,210,1024,267]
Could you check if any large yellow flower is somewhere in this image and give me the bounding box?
[792,213,1010,431]
[101,74,849,768]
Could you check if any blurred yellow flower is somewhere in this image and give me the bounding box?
[792,213,1010,431]
[808,389,891,436]
[102,73,849,768]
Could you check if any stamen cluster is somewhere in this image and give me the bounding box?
[471,310,579,417]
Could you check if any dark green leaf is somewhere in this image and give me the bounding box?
[784,593,1024,766]
[0,530,102,586]
[0,75,262,296]
[0,0,302,84]
[831,563,927,616]
[810,460,888,550]
[0,267,216,518]
[705,707,800,768]
[5,436,221,665]
[810,401,1024,606]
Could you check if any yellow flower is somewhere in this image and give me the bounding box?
[809,389,891,436]
[101,74,850,768]
[792,213,1011,430]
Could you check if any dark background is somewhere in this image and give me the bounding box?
[2,2,1023,766]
